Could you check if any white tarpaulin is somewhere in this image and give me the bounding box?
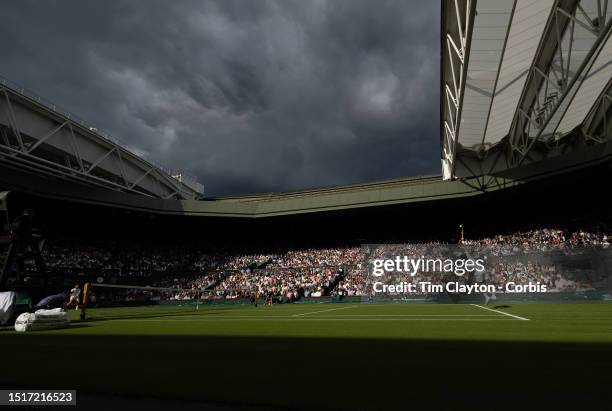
[14,308,70,332]
[0,291,16,325]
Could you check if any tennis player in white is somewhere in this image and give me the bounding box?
[68,284,81,310]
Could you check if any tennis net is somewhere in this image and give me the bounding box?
[80,282,215,321]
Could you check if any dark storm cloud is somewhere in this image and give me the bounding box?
[0,0,440,196]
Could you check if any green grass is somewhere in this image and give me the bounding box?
[2,302,612,410]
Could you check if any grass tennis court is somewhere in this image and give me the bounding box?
[2,302,612,410]
[31,302,612,341]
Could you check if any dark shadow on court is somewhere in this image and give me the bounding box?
[1,334,611,411]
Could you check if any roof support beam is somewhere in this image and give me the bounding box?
[87,147,116,174]
[1,89,25,151]
[508,0,612,166]
[0,81,202,199]
[26,121,69,153]
[582,78,612,142]
[441,0,476,179]
[67,124,85,172]
[128,166,154,189]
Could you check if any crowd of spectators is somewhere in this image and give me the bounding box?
[39,226,610,302]
[337,228,610,296]
[213,266,341,301]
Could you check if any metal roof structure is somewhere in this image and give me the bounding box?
[442,0,612,181]
[0,77,203,200]
[3,138,612,217]
[2,2,612,213]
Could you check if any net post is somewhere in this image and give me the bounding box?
[80,282,89,320]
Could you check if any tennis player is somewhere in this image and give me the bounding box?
[68,284,81,310]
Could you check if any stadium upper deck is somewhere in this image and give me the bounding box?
[442,0,612,180]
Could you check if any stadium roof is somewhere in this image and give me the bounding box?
[442,0,612,180]
[3,137,612,217]
[0,77,203,200]
[2,2,611,213]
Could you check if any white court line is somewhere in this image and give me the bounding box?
[112,318,514,322]
[99,314,501,321]
[470,304,530,321]
[292,305,358,317]
[116,314,500,321]
[312,314,500,317]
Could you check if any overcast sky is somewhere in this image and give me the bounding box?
[0,0,440,196]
